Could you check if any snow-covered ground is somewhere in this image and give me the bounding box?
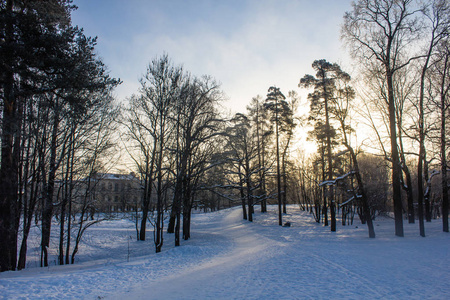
[1,205,449,299]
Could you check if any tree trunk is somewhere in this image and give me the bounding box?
[18,178,39,269]
[441,58,449,232]
[59,165,68,265]
[41,104,60,267]
[239,165,247,220]
[261,138,267,213]
[0,0,20,272]
[330,195,336,232]
[182,183,192,240]
[175,209,181,247]
[282,148,288,215]
[155,143,164,253]
[245,146,253,222]
[402,166,415,224]
[140,145,156,241]
[417,109,425,237]
[246,175,253,222]
[276,100,282,226]
[351,152,375,238]
[182,208,191,241]
[168,173,182,246]
[17,102,36,270]
[59,133,74,265]
[324,89,335,232]
[18,182,38,270]
[424,158,432,222]
[65,184,72,265]
[387,70,404,237]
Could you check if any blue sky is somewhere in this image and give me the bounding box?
[71,0,353,113]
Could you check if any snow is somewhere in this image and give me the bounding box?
[319,171,356,187]
[1,206,449,299]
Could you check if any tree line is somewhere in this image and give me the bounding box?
[341,0,450,237]
[0,0,119,271]
[296,0,450,239]
[1,0,449,272]
[124,55,224,251]
[123,54,299,253]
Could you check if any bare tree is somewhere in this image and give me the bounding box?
[175,76,224,241]
[429,39,450,232]
[247,96,272,213]
[414,0,450,236]
[0,0,75,272]
[333,71,376,238]
[224,113,259,221]
[127,54,182,252]
[343,0,424,236]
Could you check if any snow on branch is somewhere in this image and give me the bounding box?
[428,170,440,182]
[334,149,350,157]
[339,194,362,208]
[425,170,440,197]
[319,171,356,187]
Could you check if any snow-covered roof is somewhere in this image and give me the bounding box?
[96,173,138,180]
[77,172,139,182]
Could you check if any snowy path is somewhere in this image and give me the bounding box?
[112,207,450,300]
[111,208,281,299]
[1,206,449,299]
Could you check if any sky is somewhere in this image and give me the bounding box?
[71,0,354,113]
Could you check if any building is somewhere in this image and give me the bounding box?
[80,172,142,213]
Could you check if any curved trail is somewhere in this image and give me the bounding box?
[110,208,278,299]
[111,208,387,300]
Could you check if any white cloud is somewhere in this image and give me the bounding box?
[73,0,353,112]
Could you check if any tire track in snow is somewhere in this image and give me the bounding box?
[305,252,386,299]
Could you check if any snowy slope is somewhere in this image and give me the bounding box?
[1,206,449,299]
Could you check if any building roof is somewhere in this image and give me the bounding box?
[95,172,138,181]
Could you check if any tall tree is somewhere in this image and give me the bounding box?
[280,91,298,214]
[430,38,450,232]
[176,76,223,241]
[333,71,376,238]
[343,0,423,236]
[125,93,158,242]
[1,0,119,271]
[128,54,182,252]
[415,0,450,236]
[265,87,287,226]
[247,96,272,213]
[0,0,72,272]
[225,113,259,222]
[439,42,450,232]
[39,28,119,267]
[300,59,350,232]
